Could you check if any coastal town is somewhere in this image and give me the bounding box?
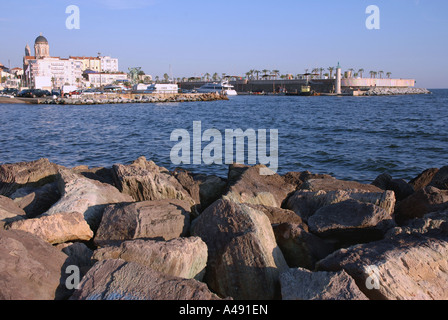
[0,33,429,103]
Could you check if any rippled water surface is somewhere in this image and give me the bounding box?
[1,89,447,183]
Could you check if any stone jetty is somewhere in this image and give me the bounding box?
[364,87,431,96]
[0,92,228,105]
[1,157,447,300]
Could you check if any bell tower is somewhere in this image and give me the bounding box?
[34,33,50,58]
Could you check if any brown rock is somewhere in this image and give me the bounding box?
[308,199,396,242]
[191,198,288,300]
[224,164,295,208]
[10,182,60,218]
[6,211,93,244]
[273,223,334,270]
[112,156,193,204]
[173,168,226,213]
[280,268,368,300]
[45,168,134,230]
[316,233,448,300]
[409,168,439,191]
[0,158,60,197]
[0,195,26,227]
[394,186,448,223]
[70,259,223,300]
[93,237,207,280]
[94,199,191,246]
[429,166,448,190]
[0,229,68,300]
[285,189,396,222]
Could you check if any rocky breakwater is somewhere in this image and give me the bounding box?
[364,87,431,96]
[40,92,228,105]
[1,158,448,300]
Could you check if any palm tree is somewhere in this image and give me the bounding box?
[378,71,384,79]
[358,68,365,78]
[386,72,392,79]
[327,67,335,79]
[212,73,219,81]
[348,68,355,78]
[369,71,375,78]
[155,75,160,83]
[204,73,211,81]
[163,73,169,82]
[252,70,259,80]
[272,70,280,80]
[262,69,270,79]
[319,68,325,79]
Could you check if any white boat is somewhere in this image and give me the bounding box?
[196,81,237,96]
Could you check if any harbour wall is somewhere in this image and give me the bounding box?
[179,78,416,94]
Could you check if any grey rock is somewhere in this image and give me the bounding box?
[70,259,223,300]
[94,199,191,246]
[280,268,368,300]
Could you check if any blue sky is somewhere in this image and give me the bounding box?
[1,0,447,88]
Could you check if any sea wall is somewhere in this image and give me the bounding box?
[0,157,447,300]
[4,92,228,105]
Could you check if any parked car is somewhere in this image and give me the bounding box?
[17,89,34,98]
[16,89,51,98]
[1,88,19,96]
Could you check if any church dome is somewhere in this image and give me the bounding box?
[35,34,48,44]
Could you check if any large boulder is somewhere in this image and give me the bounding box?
[173,168,226,213]
[409,168,439,191]
[0,158,60,197]
[273,223,334,270]
[285,189,396,222]
[191,198,288,300]
[0,195,26,227]
[6,211,93,245]
[316,233,448,300]
[224,164,295,208]
[386,210,448,238]
[394,186,448,223]
[112,156,193,204]
[0,229,68,300]
[56,242,94,277]
[44,168,134,230]
[429,166,448,190]
[70,259,223,300]
[280,268,368,300]
[93,237,207,280]
[307,199,396,243]
[10,182,60,218]
[94,199,191,246]
[372,174,414,201]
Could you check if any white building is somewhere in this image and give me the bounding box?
[100,56,119,73]
[26,57,83,89]
[23,34,83,89]
[87,72,128,87]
